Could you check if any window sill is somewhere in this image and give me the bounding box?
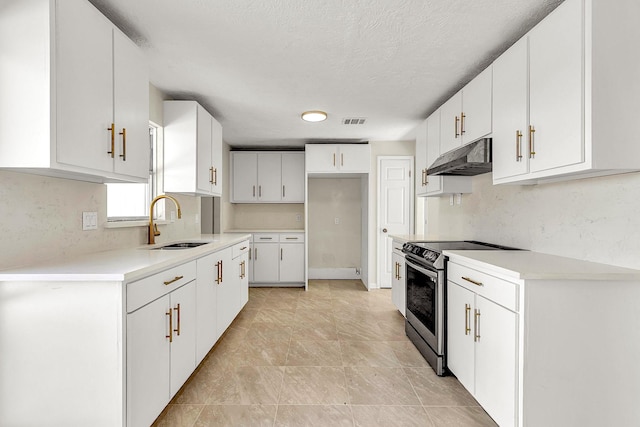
[105,219,172,229]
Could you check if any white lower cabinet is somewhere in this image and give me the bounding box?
[447,263,518,427]
[127,269,197,427]
[249,233,305,285]
[215,247,238,337]
[195,253,219,364]
[391,242,406,316]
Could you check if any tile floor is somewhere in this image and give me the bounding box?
[152,280,498,427]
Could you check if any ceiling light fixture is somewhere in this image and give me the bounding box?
[301,110,327,122]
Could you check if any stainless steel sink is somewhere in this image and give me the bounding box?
[153,242,208,250]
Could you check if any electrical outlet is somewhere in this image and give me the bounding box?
[82,212,98,231]
[334,217,340,225]
[456,193,462,205]
[296,214,302,222]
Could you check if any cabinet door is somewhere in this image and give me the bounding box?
[391,252,406,316]
[248,242,255,283]
[113,28,149,180]
[461,66,492,144]
[216,248,237,338]
[253,243,280,283]
[474,296,517,427]
[425,111,443,194]
[127,295,170,427]
[232,152,258,202]
[56,0,114,173]
[279,243,305,282]
[210,117,223,196]
[305,144,337,172]
[439,92,463,154]
[238,253,249,307]
[169,281,197,398]
[415,120,428,196]
[196,254,218,364]
[492,38,529,181]
[338,144,370,172]
[281,152,305,202]
[196,106,213,194]
[257,152,282,202]
[446,282,475,393]
[529,0,583,174]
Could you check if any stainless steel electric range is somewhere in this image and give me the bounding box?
[402,240,517,376]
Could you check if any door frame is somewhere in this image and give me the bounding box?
[377,156,414,289]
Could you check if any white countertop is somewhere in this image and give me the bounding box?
[225,229,305,233]
[444,250,640,281]
[0,234,251,283]
[389,234,456,244]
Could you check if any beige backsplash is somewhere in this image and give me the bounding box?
[0,170,200,270]
[227,203,305,230]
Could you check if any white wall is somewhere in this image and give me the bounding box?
[424,171,640,270]
[308,178,362,269]
[0,84,201,270]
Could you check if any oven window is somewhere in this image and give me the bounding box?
[406,262,437,335]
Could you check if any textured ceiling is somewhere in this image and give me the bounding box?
[88,0,563,147]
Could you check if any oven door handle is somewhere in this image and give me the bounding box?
[405,258,439,280]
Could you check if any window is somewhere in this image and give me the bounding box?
[106,124,159,222]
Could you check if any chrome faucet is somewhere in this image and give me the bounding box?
[149,194,182,245]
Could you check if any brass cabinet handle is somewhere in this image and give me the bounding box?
[460,112,466,135]
[280,248,283,261]
[516,130,523,161]
[173,303,181,336]
[529,125,536,158]
[454,116,460,138]
[166,309,173,343]
[240,260,245,278]
[209,167,214,184]
[107,123,115,158]
[282,185,285,198]
[465,304,471,335]
[259,185,262,198]
[341,153,344,166]
[259,237,273,240]
[462,276,483,287]
[249,248,252,260]
[240,246,248,250]
[333,153,336,166]
[255,248,258,260]
[119,128,127,161]
[253,185,256,197]
[285,237,297,240]
[213,168,217,185]
[163,275,184,286]
[215,261,222,284]
[474,309,481,342]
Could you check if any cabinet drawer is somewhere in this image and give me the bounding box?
[279,233,304,243]
[392,240,404,252]
[253,233,279,242]
[232,240,250,259]
[127,261,196,313]
[447,262,518,311]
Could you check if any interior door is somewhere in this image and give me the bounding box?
[378,157,413,289]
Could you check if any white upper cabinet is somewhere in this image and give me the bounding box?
[415,119,429,197]
[230,151,304,203]
[492,38,529,181]
[0,0,150,183]
[419,110,472,197]
[439,67,492,154]
[281,152,305,202]
[164,101,223,196]
[305,144,371,174]
[493,0,640,184]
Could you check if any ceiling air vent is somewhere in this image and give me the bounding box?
[342,117,367,125]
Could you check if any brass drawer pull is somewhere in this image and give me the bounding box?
[460,112,466,135]
[516,130,523,161]
[529,125,536,158]
[454,116,460,138]
[462,276,483,287]
[107,123,115,158]
[163,275,184,286]
[464,304,471,335]
[474,309,481,342]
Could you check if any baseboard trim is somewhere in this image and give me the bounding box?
[308,268,361,280]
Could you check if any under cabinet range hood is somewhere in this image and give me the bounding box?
[427,138,492,176]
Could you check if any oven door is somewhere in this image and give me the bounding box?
[405,257,444,356]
